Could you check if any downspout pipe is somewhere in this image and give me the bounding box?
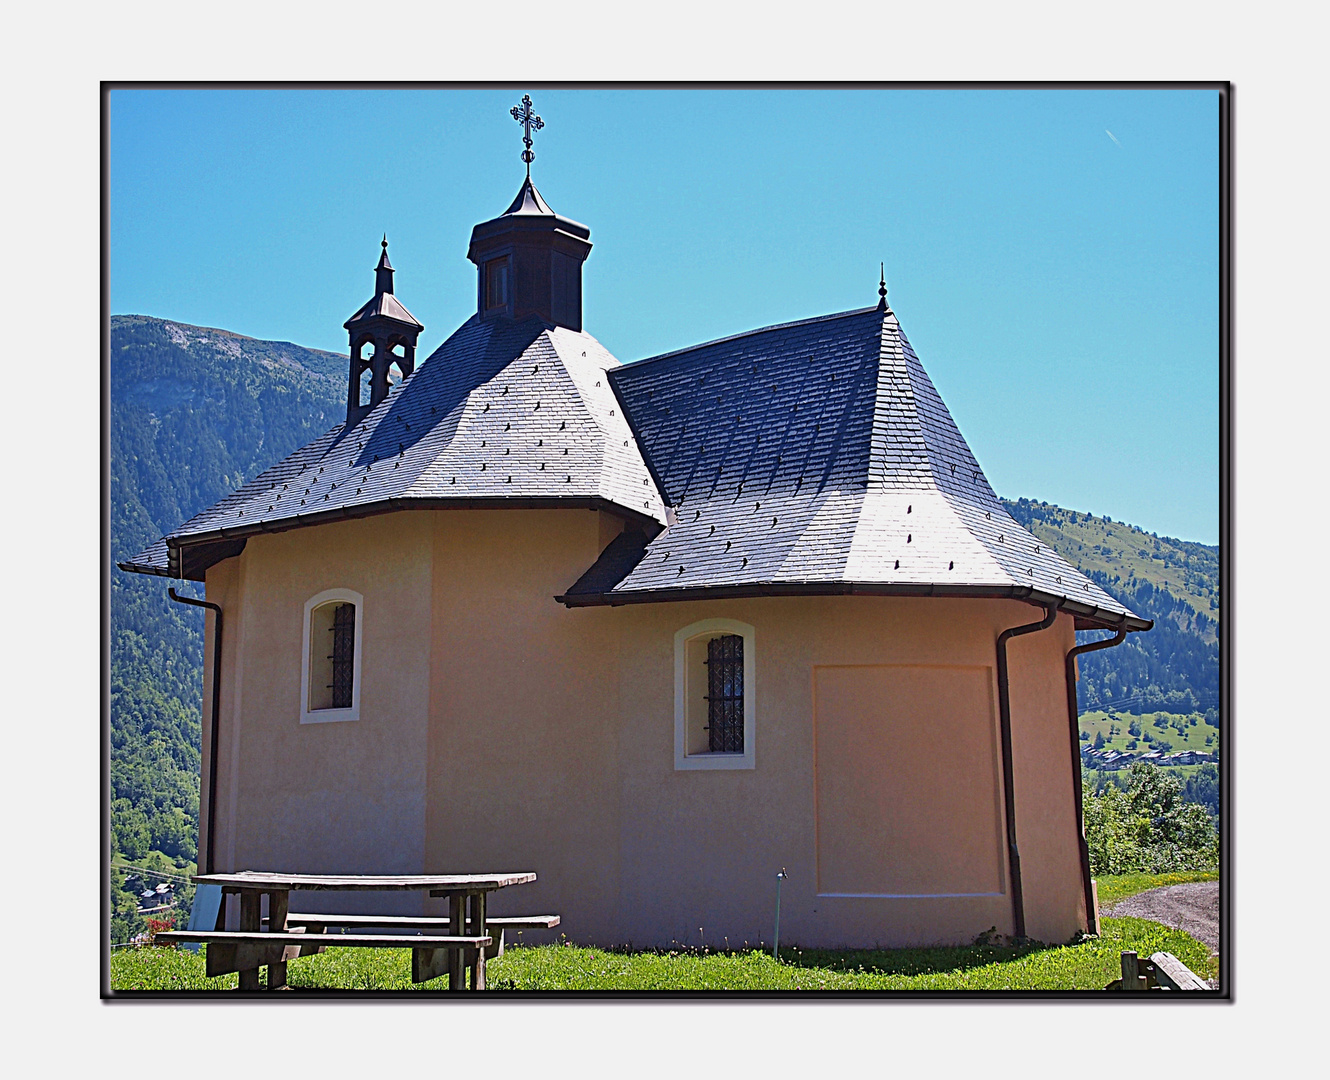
[995,602,1059,942]
[169,588,222,876]
[1064,627,1128,936]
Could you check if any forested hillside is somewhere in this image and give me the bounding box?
[1001,498,1219,716]
[109,316,345,941]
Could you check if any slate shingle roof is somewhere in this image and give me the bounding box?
[343,290,422,329]
[559,306,1147,631]
[120,315,667,579]
[120,296,1147,631]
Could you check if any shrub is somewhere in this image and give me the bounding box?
[146,915,176,945]
[1083,762,1217,875]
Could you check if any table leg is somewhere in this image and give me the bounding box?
[467,892,487,991]
[238,889,262,991]
[448,892,464,992]
[267,890,289,990]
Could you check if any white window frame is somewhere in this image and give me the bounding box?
[300,588,364,724]
[674,617,756,771]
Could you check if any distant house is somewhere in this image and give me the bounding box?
[121,126,1149,947]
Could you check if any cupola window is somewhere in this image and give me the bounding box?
[485,258,510,311]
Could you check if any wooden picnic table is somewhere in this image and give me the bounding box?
[160,870,539,991]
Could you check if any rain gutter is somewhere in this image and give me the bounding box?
[995,601,1059,942]
[1064,626,1129,935]
[168,588,222,876]
[556,580,1148,632]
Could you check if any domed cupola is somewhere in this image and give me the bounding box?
[466,95,592,331]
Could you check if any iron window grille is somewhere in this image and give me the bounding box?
[328,603,355,709]
[705,634,744,753]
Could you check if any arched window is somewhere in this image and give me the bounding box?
[300,588,363,724]
[674,618,756,770]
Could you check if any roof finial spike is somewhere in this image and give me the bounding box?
[375,236,394,294]
[511,93,544,179]
[877,262,889,312]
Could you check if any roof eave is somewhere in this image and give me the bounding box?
[556,579,1151,631]
[115,559,175,578]
[164,495,668,579]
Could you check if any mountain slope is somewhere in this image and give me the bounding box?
[1002,497,1219,715]
[109,316,346,909]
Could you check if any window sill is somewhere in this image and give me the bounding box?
[675,751,754,771]
[300,707,360,725]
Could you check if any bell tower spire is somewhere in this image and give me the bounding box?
[375,235,394,295]
[342,237,424,427]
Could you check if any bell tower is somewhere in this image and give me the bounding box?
[342,237,424,427]
[467,94,593,331]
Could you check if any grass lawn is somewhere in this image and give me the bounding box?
[110,872,1218,991]
[1094,869,1218,909]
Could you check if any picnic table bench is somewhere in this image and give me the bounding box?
[280,912,560,959]
[155,871,552,991]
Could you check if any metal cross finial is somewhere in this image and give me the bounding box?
[510,94,544,177]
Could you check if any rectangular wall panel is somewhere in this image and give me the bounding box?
[813,664,1004,897]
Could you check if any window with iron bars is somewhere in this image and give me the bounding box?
[329,603,355,709]
[705,634,744,753]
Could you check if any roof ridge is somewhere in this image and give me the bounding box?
[867,310,936,492]
[545,328,668,518]
[624,306,882,370]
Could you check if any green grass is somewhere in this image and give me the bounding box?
[1080,709,1219,758]
[1094,869,1219,909]
[109,917,1216,992]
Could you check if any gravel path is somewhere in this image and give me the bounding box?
[1103,881,1219,954]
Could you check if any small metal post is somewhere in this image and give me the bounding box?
[773,869,788,961]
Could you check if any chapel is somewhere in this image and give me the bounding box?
[122,100,1149,948]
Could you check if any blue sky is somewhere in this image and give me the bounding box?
[110,87,1219,544]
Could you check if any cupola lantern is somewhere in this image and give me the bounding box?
[342,237,424,426]
[467,95,592,331]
